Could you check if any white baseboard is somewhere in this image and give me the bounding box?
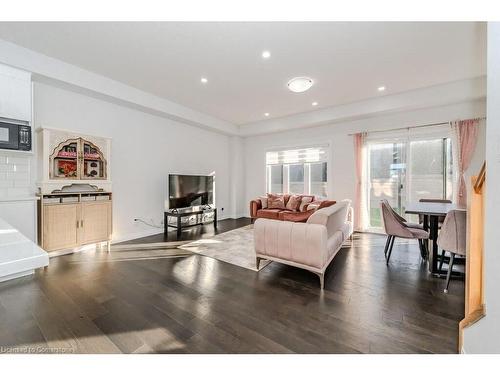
[112,227,164,244]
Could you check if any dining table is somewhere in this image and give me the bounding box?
[405,202,465,274]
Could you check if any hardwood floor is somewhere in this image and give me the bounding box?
[121,217,253,244]
[0,224,464,354]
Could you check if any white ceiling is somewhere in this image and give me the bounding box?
[0,22,486,125]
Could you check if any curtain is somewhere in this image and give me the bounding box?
[451,119,480,207]
[353,132,366,230]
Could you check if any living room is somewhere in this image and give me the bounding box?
[1,1,500,371]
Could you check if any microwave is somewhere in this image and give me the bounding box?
[0,120,32,151]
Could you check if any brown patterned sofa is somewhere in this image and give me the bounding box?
[250,194,336,223]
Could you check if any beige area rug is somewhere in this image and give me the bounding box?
[178,225,271,271]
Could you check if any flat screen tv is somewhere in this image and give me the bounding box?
[168,174,214,209]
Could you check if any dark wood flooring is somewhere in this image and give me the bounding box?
[121,217,252,244]
[0,221,464,354]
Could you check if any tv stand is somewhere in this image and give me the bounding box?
[164,207,217,239]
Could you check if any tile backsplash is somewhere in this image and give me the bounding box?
[0,153,33,198]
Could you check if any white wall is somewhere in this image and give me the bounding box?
[463,22,500,354]
[33,82,235,243]
[243,100,486,214]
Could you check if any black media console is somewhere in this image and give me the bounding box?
[164,207,217,239]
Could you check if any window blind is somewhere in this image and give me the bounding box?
[266,146,328,165]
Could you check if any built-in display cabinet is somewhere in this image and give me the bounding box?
[37,128,112,254]
[37,128,111,194]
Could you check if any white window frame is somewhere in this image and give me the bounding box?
[265,145,329,197]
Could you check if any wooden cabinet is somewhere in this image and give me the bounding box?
[38,191,112,252]
[42,203,80,251]
[80,201,112,245]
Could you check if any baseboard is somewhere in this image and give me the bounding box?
[112,227,164,244]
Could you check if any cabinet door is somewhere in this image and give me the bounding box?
[43,204,79,251]
[80,201,112,245]
[0,66,31,122]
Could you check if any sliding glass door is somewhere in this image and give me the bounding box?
[366,129,453,230]
[367,141,407,228]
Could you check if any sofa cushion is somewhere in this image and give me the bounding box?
[267,194,286,209]
[285,194,302,211]
[256,208,283,220]
[259,196,268,209]
[280,210,315,222]
[299,195,314,211]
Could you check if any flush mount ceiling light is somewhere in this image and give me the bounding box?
[262,50,271,59]
[312,101,318,106]
[377,86,386,92]
[200,77,208,84]
[264,112,270,117]
[287,77,314,93]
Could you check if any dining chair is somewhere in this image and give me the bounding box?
[436,210,466,293]
[380,200,430,265]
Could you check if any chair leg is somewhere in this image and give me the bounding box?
[438,250,446,273]
[444,252,455,293]
[386,236,395,265]
[384,235,392,257]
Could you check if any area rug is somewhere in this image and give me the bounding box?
[178,225,271,271]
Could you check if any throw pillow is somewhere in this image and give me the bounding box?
[267,194,285,209]
[306,202,321,211]
[299,196,314,211]
[285,194,302,211]
[318,200,336,209]
[259,196,268,209]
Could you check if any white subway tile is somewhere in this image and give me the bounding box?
[7,156,30,165]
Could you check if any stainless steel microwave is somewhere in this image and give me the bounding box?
[0,120,32,151]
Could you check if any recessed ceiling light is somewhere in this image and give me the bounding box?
[312,101,318,106]
[287,77,314,93]
[200,77,208,84]
[264,113,270,117]
[262,50,271,59]
[377,86,386,92]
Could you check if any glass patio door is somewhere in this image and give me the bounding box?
[365,126,453,230]
[367,141,407,229]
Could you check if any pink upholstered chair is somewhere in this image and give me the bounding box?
[437,210,466,293]
[380,200,429,265]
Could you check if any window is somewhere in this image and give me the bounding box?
[268,165,283,193]
[310,162,328,197]
[365,125,453,229]
[289,164,305,194]
[266,146,328,197]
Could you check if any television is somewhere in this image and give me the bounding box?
[168,174,214,210]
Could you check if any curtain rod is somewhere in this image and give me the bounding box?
[347,117,486,136]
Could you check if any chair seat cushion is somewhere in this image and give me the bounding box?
[408,227,430,239]
[404,222,424,230]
